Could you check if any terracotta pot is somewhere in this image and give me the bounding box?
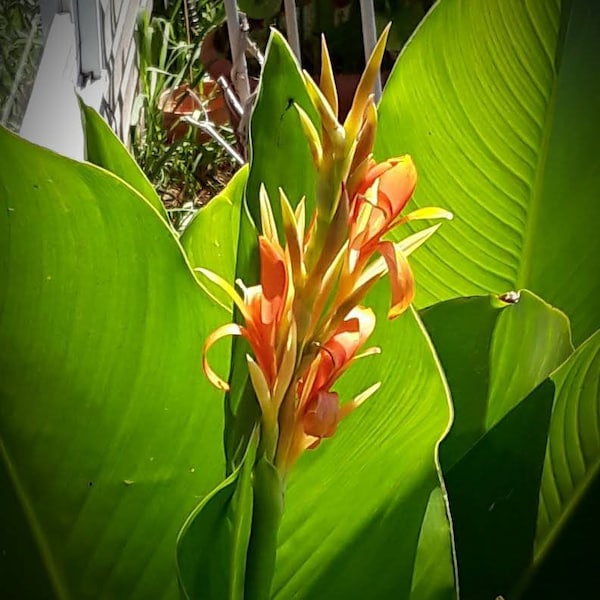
[158,79,230,143]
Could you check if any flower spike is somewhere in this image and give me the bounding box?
[201,26,453,478]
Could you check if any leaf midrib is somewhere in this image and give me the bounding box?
[516,0,570,289]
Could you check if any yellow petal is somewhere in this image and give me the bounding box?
[303,71,345,151]
[246,353,272,415]
[272,319,297,411]
[203,323,244,391]
[279,189,305,283]
[340,382,381,418]
[350,98,377,176]
[197,268,251,322]
[344,23,391,142]
[396,206,453,225]
[396,223,443,257]
[294,102,323,167]
[319,34,339,118]
[259,184,279,243]
[377,241,415,319]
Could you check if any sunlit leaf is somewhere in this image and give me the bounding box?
[377,0,600,344]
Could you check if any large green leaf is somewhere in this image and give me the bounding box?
[443,380,555,599]
[421,291,598,597]
[535,329,600,567]
[443,330,600,599]
[272,291,456,600]
[78,98,168,221]
[421,290,573,468]
[0,127,226,598]
[177,432,257,600]
[246,30,319,227]
[376,0,600,344]
[180,165,248,280]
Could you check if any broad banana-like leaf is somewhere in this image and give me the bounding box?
[0,126,229,598]
[78,97,168,221]
[376,0,600,344]
[421,292,599,597]
[421,291,573,469]
[272,291,455,600]
[180,165,248,280]
[177,431,258,600]
[533,330,600,585]
[443,380,555,600]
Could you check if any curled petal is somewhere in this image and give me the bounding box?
[203,323,244,391]
[377,241,415,319]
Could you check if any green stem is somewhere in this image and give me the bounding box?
[244,458,285,600]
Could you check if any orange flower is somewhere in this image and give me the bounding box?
[243,236,290,387]
[279,306,380,467]
[349,156,417,261]
[201,234,292,393]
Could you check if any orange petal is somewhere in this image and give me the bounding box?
[303,390,340,439]
[377,241,415,319]
[259,236,288,325]
[378,156,417,219]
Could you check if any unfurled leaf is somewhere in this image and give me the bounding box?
[78,98,168,221]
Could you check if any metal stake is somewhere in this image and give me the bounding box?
[359,0,382,101]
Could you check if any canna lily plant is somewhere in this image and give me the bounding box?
[187,25,451,597]
[0,1,598,598]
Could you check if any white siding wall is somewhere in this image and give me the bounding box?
[100,0,150,141]
[21,0,151,159]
